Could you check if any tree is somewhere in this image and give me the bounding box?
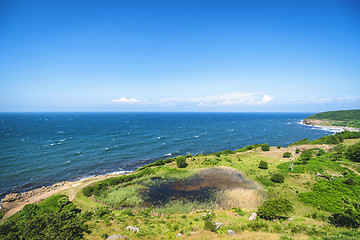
[345,142,360,162]
[257,198,294,220]
[258,160,268,169]
[261,143,270,151]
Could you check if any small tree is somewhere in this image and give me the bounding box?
[270,173,284,183]
[257,198,294,220]
[258,160,268,169]
[283,152,291,158]
[295,148,300,154]
[261,143,270,151]
[277,145,281,149]
[176,156,188,168]
[299,149,312,164]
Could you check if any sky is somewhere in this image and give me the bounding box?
[0,0,359,112]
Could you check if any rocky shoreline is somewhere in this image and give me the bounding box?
[302,119,360,132]
[0,173,126,218]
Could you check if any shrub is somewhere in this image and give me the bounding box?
[271,173,285,183]
[261,143,270,151]
[299,149,312,164]
[345,142,360,162]
[258,160,268,169]
[257,198,294,220]
[233,208,245,216]
[176,156,188,168]
[0,211,3,220]
[283,152,291,158]
[295,149,300,154]
[277,145,281,149]
[271,173,284,183]
[329,199,360,228]
[344,177,357,186]
[204,218,217,232]
[256,176,275,186]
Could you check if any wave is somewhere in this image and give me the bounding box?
[164,153,172,156]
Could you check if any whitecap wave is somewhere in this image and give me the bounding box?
[164,153,172,156]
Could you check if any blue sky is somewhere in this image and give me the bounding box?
[0,0,359,112]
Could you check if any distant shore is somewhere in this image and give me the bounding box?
[302,119,360,132]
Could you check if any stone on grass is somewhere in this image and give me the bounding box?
[106,235,129,240]
[249,212,257,221]
[228,230,236,236]
[125,226,140,233]
[215,222,224,230]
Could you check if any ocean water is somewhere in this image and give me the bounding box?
[0,112,336,199]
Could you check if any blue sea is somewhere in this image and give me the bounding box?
[0,112,336,199]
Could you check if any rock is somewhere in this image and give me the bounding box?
[176,233,183,237]
[125,225,139,233]
[288,217,294,221]
[228,230,236,236]
[249,212,257,221]
[106,235,129,240]
[215,222,224,230]
[201,212,212,218]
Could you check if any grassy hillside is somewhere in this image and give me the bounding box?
[306,110,360,128]
[2,135,360,239]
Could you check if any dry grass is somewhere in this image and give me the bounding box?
[218,188,265,210]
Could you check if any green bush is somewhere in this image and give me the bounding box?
[176,156,188,168]
[283,152,291,158]
[256,176,275,186]
[257,198,294,220]
[258,160,268,169]
[277,145,281,149]
[271,173,285,183]
[261,143,270,151]
[295,149,300,154]
[233,208,245,216]
[345,142,360,162]
[0,211,4,220]
[329,199,360,228]
[299,149,312,164]
[0,197,89,239]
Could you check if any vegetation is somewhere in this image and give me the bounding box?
[283,152,291,158]
[261,143,270,151]
[258,160,268,169]
[257,198,294,220]
[2,122,360,239]
[270,173,285,183]
[345,141,360,162]
[306,109,360,128]
[0,195,90,239]
[176,156,188,168]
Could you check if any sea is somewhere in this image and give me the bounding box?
[0,112,340,199]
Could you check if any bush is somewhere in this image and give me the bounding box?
[299,149,312,164]
[283,152,291,158]
[176,156,188,168]
[295,149,300,154]
[271,173,284,183]
[329,199,360,228]
[233,208,245,216]
[345,142,360,162]
[257,198,294,220]
[0,211,3,220]
[258,160,268,169]
[277,145,281,149]
[261,143,270,151]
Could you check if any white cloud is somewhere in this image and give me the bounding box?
[159,92,273,106]
[112,97,139,103]
[310,96,360,104]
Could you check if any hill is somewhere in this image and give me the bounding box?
[305,109,360,129]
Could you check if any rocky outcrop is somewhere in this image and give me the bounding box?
[125,226,140,233]
[302,119,314,125]
[1,181,67,211]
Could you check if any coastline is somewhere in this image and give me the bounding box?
[301,119,360,133]
[0,171,131,219]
